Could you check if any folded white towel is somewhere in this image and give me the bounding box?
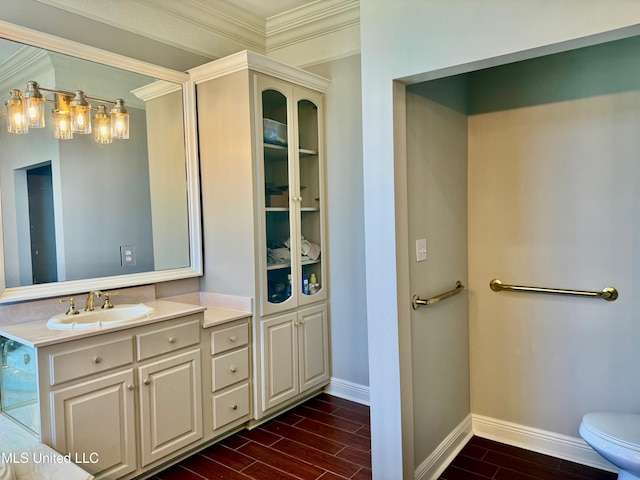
[270,247,291,261]
[307,242,321,260]
[285,237,320,260]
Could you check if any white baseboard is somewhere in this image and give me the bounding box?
[323,383,616,476]
[415,414,474,480]
[472,414,617,474]
[325,377,370,405]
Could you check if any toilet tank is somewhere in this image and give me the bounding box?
[0,336,38,433]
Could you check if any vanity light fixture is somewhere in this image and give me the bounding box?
[5,81,129,142]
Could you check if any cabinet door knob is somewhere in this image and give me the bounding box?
[229,335,237,342]
[168,337,176,344]
[231,404,238,410]
[229,366,237,373]
[127,384,136,390]
[93,356,102,364]
[144,378,151,385]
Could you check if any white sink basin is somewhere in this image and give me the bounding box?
[47,304,155,330]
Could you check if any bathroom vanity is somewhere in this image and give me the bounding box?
[0,299,252,480]
[0,20,331,480]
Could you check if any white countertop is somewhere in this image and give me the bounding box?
[0,300,206,348]
[0,292,253,348]
[201,305,251,328]
[162,292,253,329]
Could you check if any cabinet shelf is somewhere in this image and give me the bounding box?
[267,258,320,271]
[266,207,319,213]
[264,143,318,160]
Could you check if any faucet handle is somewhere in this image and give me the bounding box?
[60,297,80,315]
[101,292,119,309]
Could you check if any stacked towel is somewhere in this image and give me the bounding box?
[267,247,291,265]
[285,236,321,261]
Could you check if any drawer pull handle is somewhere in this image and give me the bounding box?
[231,404,238,410]
[229,335,237,342]
[229,366,237,373]
[144,378,151,385]
[93,356,102,364]
[168,337,176,344]
[127,384,136,391]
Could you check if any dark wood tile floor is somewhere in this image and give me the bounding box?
[439,436,617,480]
[151,394,616,480]
[152,393,372,480]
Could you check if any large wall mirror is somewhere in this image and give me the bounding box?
[0,21,202,303]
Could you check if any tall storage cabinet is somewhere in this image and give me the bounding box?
[191,51,330,420]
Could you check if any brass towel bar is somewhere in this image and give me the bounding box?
[489,279,619,302]
[412,281,465,310]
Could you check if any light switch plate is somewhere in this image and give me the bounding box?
[416,239,427,262]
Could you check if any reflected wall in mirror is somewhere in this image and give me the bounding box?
[0,22,201,303]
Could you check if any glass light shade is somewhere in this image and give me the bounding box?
[110,99,129,139]
[70,91,92,134]
[5,90,28,134]
[94,105,112,144]
[53,110,73,140]
[23,81,45,128]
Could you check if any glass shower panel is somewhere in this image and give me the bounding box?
[0,336,39,433]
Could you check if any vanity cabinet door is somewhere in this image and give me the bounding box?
[50,369,136,479]
[298,303,329,393]
[258,304,329,415]
[138,348,202,467]
[260,312,299,412]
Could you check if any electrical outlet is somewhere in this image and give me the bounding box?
[416,239,427,262]
[121,245,136,266]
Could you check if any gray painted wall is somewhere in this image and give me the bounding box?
[405,86,470,467]
[307,55,369,392]
[360,1,640,477]
[468,35,640,437]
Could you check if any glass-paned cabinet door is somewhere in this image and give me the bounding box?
[296,88,327,306]
[260,80,296,315]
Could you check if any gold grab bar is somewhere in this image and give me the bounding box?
[489,279,618,302]
[412,281,465,310]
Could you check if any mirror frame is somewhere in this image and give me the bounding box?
[0,20,202,303]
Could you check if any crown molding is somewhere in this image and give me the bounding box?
[30,0,360,68]
[0,47,53,93]
[266,0,359,54]
[33,0,266,59]
[189,50,330,92]
[132,80,182,102]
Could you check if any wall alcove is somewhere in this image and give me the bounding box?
[403,33,640,471]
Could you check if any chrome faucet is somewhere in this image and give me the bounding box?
[85,290,103,311]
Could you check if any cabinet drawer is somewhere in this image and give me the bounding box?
[136,319,200,361]
[212,382,249,430]
[212,347,249,392]
[49,338,133,386]
[210,322,249,355]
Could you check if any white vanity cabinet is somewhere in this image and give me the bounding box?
[201,318,251,439]
[38,313,204,480]
[192,50,331,420]
[135,319,202,467]
[259,303,329,412]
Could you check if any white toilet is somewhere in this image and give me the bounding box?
[579,412,640,480]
